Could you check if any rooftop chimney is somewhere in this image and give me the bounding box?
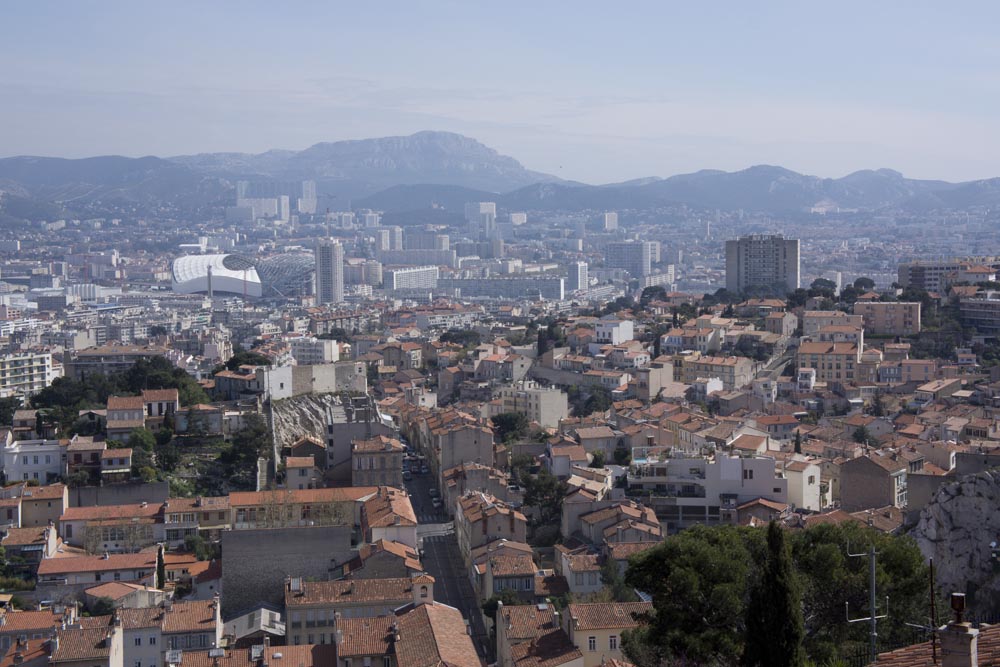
[940,593,979,667]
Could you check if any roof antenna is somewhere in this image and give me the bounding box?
[846,533,889,666]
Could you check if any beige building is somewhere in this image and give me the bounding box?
[801,311,864,338]
[853,301,921,336]
[679,354,754,390]
[486,382,568,428]
[284,573,434,645]
[351,435,405,487]
[455,492,527,566]
[839,454,908,512]
[797,341,860,384]
[563,602,652,667]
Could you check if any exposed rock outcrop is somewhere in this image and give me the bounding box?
[911,469,1000,614]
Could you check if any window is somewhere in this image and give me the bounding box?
[610,636,618,650]
[420,585,428,599]
[588,637,597,652]
[150,637,156,646]
[115,572,121,581]
[33,456,38,465]
[135,638,142,646]
[136,661,142,667]
[45,455,51,464]
[808,475,816,485]
[384,658,392,667]
[773,488,781,494]
[21,456,26,465]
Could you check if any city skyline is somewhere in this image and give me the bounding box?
[2,2,1000,184]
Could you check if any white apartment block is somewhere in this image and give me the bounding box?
[628,453,788,532]
[0,351,60,397]
[289,337,340,365]
[384,266,440,291]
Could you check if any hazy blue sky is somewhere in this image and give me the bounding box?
[2,1,998,183]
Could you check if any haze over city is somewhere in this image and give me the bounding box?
[3,1,1000,183]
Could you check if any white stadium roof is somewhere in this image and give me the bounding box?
[171,254,263,298]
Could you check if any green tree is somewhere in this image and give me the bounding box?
[440,329,481,347]
[852,425,872,445]
[222,414,271,489]
[853,277,876,291]
[624,525,761,667]
[742,522,805,667]
[91,596,116,616]
[224,349,272,371]
[0,397,21,427]
[523,469,565,528]
[491,412,530,443]
[155,545,165,588]
[589,450,606,468]
[794,430,802,455]
[639,285,667,309]
[482,588,525,621]
[600,557,638,602]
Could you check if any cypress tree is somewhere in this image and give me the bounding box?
[742,521,805,667]
[156,544,166,589]
[794,430,802,454]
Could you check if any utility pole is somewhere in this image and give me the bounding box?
[847,540,889,666]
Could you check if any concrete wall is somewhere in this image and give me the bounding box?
[69,480,169,507]
[220,524,353,619]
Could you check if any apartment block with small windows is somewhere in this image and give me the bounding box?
[797,341,860,384]
[853,301,921,336]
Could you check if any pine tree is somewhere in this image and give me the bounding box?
[741,521,805,667]
[794,430,802,454]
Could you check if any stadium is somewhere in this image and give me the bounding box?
[171,253,315,298]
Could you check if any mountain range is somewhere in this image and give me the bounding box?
[2,131,1000,215]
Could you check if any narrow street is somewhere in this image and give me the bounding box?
[405,470,493,661]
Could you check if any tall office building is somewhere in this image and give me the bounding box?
[314,239,344,305]
[606,241,654,278]
[725,234,800,293]
[567,261,589,292]
[603,212,619,231]
[465,202,497,238]
[375,229,391,252]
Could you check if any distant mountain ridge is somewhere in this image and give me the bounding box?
[358,163,1000,214]
[2,131,1000,213]
[170,130,559,198]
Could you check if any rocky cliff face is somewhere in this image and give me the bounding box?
[911,469,1000,614]
[269,393,341,451]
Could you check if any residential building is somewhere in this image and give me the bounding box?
[486,383,569,428]
[853,301,922,336]
[628,454,788,532]
[679,355,754,390]
[0,351,59,397]
[606,242,654,278]
[839,453,908,512]
[563,603,652,667]
[315,239,345,305]
[567,262,588,292]
[797,341,860,385]
[725,234,800,293]
[351,436,405,487]
[284,573,434,645]
[384,266,439,291]
[801,311,864,338]
[455,492,527,565]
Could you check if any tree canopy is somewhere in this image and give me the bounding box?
[491,412,530,443]
[623,522,931,666]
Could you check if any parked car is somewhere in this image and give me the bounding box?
[428,488,439,498]
[402,470,412,481]
[419,465,430,475]
[431,497,442,509]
